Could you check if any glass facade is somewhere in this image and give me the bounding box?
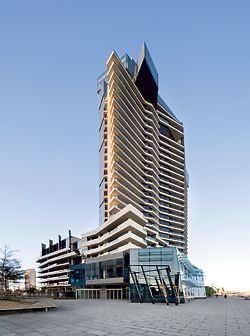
[129,247,205,303]
[70,264,86,287]
[137,43,158,86]
[85,253,129,283]
[98,200,105,225]
[74,248,205,302]
[130,247,183,303]
[120,54,137,77]
[159,123,170,137]
[178,252,206,298]
[157,95,180,122]
[99,146,104,184]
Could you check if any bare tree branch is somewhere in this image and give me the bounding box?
[0,246,23,293]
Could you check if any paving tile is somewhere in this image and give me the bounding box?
[87,330,109,336]
[0,297,250,336]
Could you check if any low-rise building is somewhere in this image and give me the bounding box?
[37,230,81,297]
[75,245,205,303]
[73,205,205,302]
[24,268,36,290]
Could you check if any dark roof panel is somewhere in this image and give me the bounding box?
[135,43,159,106]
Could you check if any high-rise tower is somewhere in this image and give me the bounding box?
[98,44,188,253]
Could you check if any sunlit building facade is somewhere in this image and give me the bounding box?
[98,44,188,253]
[24,268,36,290]
[36,45,205,302]
[72,45,205,302]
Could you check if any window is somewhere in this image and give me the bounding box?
[159,123,170,137]
[160,226,170,233]
[159,219,171,226]
[159,207,169,214]
[159,213,170,220]
[159,181,169,188]
[160,233,169,239]
[159,188,170,195]
[159,175,170,183]
[159,194,169,201]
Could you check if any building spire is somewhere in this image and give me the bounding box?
[135,42,159,106]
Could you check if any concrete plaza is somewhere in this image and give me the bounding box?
[0,297,249,336]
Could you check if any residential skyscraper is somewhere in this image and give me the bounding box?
[98,44,188,253]
[36,44,205,302]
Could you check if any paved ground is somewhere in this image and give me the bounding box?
[0,297,249,336]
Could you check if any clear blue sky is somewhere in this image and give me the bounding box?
[0,0,250,291]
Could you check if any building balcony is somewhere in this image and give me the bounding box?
[85,231,147,257]
[38,251,78,268]
[84,219,146,249]
[38,269,68,278]
[159,222,184,232]
[38,262,69,273]
[37,247,69,263]
[39,274,69,283]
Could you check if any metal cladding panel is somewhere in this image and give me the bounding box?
[135,59,158,107]
[86,277,124,286]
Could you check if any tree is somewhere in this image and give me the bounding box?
[205,286,216,297]
[26,286,37,297]
[0,246,23,293]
